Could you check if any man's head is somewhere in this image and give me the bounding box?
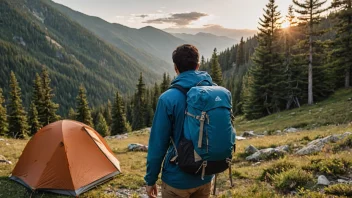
[172,44,200,74]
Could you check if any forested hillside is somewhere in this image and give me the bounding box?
[0,0,157,115]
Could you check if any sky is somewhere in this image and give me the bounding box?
[52,0,331,30]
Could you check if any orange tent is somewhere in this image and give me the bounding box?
[10,120,121,196]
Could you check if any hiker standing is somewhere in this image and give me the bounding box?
[145,44,236,198]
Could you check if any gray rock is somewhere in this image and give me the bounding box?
[317,175,330,186]
[236,136,246,141]
[341,132,352,139]
[337,179,349,184]
[242,131,256,137]
[284,128,299,133]
[246,146,287,162]
[128,143,148,152]
[275,130,282,135]
[276,145,290,152]
[263,131,269,136]
[296,144,323,155]
[106,133,128,140]
[245,145,259,155]
[245,151,261,161]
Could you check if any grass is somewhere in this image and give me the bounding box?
[0,89,352,197]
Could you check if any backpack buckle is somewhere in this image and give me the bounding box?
[200,112,206,121]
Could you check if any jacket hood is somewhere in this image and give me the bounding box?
[171,70,213,89]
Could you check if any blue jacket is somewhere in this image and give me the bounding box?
[144,70,213,189]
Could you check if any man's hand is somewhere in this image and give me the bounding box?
[146,184,158,198]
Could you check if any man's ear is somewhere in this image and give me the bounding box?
[174,64,180,75]
[195,63,200,71]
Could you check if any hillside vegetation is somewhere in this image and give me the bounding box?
[1,89,351,197]
[0,0,157,114]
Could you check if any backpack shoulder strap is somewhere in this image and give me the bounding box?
[169,84,189,96]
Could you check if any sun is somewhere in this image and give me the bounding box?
[281,20,290,29]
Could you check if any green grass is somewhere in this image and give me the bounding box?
[1,89,352,197]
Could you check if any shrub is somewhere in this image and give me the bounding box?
[333,136,352,152]
[303,158,351,176]
[325,184,352,196]
[273,168,314,192]
[259,160,295,182]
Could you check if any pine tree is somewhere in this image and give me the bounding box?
[75,85,93,127]
[28,102,42,135]
[111,91,128,135]
[243,0,283,119]
[200,56,207,71]
[95,113,109,137]
[236,37,245,70]
[0,88,8,136]
[293,0,328,104]
[104,100,112,127]
[32,73,43,116]
[132,73,146,130]
[331,0,352,88]
[160,73,169,93]
[8,72,28,138]
[211,48,223,86]
[68,107,76,120]
[144,89,154,127]
[39,69,59,125]
[152,82,160,111]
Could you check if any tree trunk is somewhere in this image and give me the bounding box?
[346,66,350,88]
[308,8,314,105]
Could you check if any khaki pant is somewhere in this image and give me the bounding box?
[161,182,211,198]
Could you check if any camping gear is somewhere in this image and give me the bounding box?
[169,80,236,194]
[10,120,121,196]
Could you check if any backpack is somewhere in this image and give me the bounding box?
[169,80,236,183]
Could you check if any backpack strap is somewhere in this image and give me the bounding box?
[169,84,189,95]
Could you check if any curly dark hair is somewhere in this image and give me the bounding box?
[172,44,199,73]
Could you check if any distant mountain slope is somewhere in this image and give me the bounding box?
[0,0,156,114]
[165,25,257,41]
[172,32,236,58]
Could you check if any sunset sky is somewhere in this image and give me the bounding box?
[53,0,332,30]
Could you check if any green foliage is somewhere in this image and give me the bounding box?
[111,91,128,135]
[333,135,352,152]
[325,183,352,196]
[0,88,8,136]
[160,73,171,94]
[75,85,93,127]
[95,113,109,137]
[236,37,245,69]
[28,102,42,135]
[132,73,146,130]
[273,168,314,192]
[211,48,223,86]
[104,100,112,127]
[67,108,76,120]
[8,72,28,139]
[303,158,351,176]
[259,160,296,182]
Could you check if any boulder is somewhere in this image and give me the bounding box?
[128,143,148,152]
[246,145,287,162]
[284,128,299,133]
[106,133,128,140]
[317,175,330,186]
[245,151,261,162]
[245,145,259,155]
[242,131,256,137]
[236,136,246,141]
[276,145,290,152]
[296,144,323,155]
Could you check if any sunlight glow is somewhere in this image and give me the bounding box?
[281,20,290,29]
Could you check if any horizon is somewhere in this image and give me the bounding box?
[51,0,306,31]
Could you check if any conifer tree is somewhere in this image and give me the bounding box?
[293,0,328,104]
[40,69,59,125]
[211,48,223,86]
[75,85,93,127]
[236,37,245,70]
[111,91,128,135]
[152,82,160,111]
[68,107,76,120]
[160,73,169,93]
[104,100,112,126]
[8,72,28,138]
[144,89,154,127]
[132,73,146,130]
[28,102,42,135]
[95,113,109,137]
[32,73,43,115]
[200,56,207,71]
[0,88,8,136]
[331,0,352,88]
[243,0,283,119]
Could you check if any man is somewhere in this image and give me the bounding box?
[145,44,213,198]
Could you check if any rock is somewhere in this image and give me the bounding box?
[341,132,352,139]
[296,144,323,155]
[317,175,330,186]
[245,145,259,155]
[128,143,148,152]
[246,146,287,162]
[105,133,128,140]
[0,138,4,141]
[252,162,261,166]
[242,131,256,137]
[236,136,246,140]
[275,130,282,135]
[263,131,269,136]
[337,179,349,184]
[245,151,261,162]
[276,145,290,152]
[0,155,12,164]
[284,128,299,133]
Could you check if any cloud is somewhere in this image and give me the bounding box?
[143,12,208,26]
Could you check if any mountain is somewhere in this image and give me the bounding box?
[172,32,236,59]
[165,25,257,41]
[0,0,157,115]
